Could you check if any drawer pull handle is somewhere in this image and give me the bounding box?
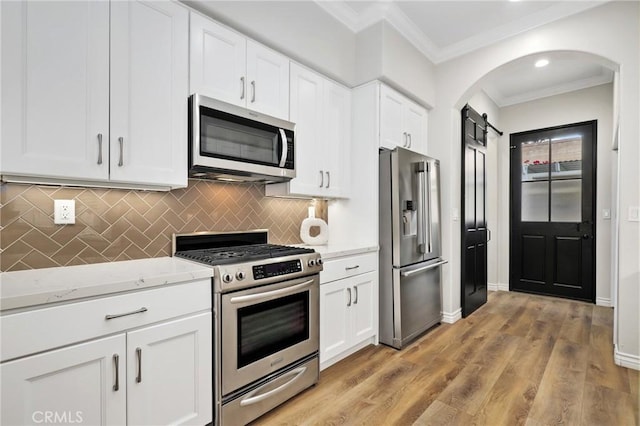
[113,354,120,391]
[136,347,142,383]
[105,307,148,320]
[345,265,360,271]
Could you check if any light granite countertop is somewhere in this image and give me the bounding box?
[294,243,378,260]
[0,257,213,312]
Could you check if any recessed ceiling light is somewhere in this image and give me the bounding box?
[535,59,549,68]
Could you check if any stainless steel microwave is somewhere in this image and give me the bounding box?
[189,94,296,183]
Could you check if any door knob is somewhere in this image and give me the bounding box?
[583,234,591,239]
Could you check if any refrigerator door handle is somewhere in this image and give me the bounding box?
[415,161,428,254]
[426,162,433,254]
[400,260,448,277]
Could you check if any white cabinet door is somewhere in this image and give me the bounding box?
[0,1,110,180]
[246,40,290,120]
[323,80,351,198]
[126,313,212,426]
[110,0,188,188]
[287,63,324,196]
[350,272,377,343]
[380,85,405,150]
[320,280,351,363]
[189,13,246,106]
[404,100,428,155]
[0,335,126,426]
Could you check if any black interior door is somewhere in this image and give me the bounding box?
[461,104,488,317]
[510,121,596,302]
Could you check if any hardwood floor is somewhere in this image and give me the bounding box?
[252,291,639,426]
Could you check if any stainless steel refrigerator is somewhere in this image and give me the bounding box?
[379,147,447,349]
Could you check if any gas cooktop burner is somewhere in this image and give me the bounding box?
[175,244,315,266]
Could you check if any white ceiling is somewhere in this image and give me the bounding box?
[316,0,615,106]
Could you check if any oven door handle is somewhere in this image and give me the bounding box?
[229,279,314,305]
[239,366,307,407]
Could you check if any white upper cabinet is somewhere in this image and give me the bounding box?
[189,13,289,120]
[266,63,351,199]
[110,0,189,188]
[189,12,246,106]
[0,0,189,189]
[379,84,428,154]
[1,1,110,181]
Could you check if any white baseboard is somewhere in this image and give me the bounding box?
[614,345,640,370]
[596,297,612,307]
[488,282,509,292]
[441,308,462,324]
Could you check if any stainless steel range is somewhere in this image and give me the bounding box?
[173,230,322,426]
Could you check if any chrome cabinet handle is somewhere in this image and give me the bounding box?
[346,287,352,307]
[319,170,324,188]
[408,133,412,148]
[105,307,148,320]
[113,354,120,391]
[240,76,245,100]
[403,132,408,147]
[240,367,307,407]
[97,133,103,165]
[353,286,358,304]
[326,171,330,188]
[251,80,256,103]
[345,265,360,271]
[118,137,124,167]
[136,348,142,383]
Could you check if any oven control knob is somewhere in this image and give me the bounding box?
[222,273,233,283]
[236,271,246,281]
[317,258,323,265]
[308,259,316,267]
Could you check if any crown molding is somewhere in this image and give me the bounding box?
[316,0,609,64]
[484,71,614,107]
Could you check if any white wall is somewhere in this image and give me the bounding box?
[429,1,639,366]
[467,91,501,290]
[499,83,614,304]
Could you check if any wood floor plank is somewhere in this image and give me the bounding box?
[527,339,588,425]
[587,324,631,393]
[472,367,538,426]
[591,305,614,327]
[413,400,475,426]
[558,302,593,345]
[581,382,637,426]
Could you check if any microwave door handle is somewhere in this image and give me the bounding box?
[278,129,288,168]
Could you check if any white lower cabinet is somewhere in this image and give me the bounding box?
[1,335,127,426]
[0,281,212,426]
[319,252,378,370]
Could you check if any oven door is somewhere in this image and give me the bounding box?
[220,275,319,396]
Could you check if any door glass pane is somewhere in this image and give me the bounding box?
[551,134,582,180]
[551,180,582,222]
[522,181,549,222]
[521,138,549,222]
[550,134,582,222]
[465,147,476,228]
[476,150,485,227]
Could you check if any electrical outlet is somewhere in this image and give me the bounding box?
[603,209,611,220]
[54,199,75,225]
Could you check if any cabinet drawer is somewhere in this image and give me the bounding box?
[1,279,211,362]
[320,253,377,284]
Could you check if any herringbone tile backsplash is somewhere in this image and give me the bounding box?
[0,181,327,272]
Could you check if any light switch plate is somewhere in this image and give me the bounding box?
[603,209,611,220]
[629,206,640,222]
[54,199,75,224]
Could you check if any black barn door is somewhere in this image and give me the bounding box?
[510,121,596,302]
[461,104,488,317]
